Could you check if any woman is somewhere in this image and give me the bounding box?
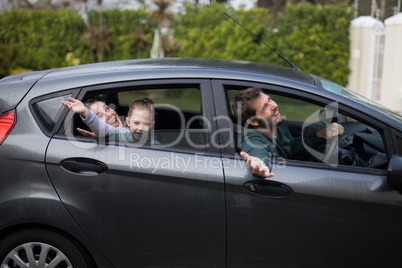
[63,98,159,144]
[76,99,123,137]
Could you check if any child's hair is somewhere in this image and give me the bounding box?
[126,98,155,124]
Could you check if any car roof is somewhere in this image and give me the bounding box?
[3,57,400,130]
[36,57,315,85]
[1,58,316,113]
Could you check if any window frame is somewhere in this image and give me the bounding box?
[59,79,221,155]
[29,88,80,137]
[212,79,392,175]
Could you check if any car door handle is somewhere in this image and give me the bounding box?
[244,180,293,198]
[60,158,108,175]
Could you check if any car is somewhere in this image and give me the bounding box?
[0,57,402,268]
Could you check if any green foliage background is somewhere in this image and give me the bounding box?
[0,3,353,86]
[274,4,353,86]
[0,9,87,75]
[87,8,158,61]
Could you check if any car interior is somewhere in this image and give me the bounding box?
[72,88,206,150]
[225,88,388,169]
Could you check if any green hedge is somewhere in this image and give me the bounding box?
[171,3,353,85]
[171,3,274,63]
[87,8,158,61]
[0,9,86,76]
[0,3,353,86]
[274,3,353,86]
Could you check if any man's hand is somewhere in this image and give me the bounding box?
[240,151,275,178]
[61,97,89,118]
[316,123,344,139]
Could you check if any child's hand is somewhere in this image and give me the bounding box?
[61,97,89,118]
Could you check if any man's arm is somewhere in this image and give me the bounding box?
[292,122,345,153]
[240,151,275,178]
[316,123,344,139]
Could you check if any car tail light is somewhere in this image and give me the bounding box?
[0,110,16,146]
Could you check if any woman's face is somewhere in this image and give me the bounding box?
[89,101,123,128]
[126,109,153,139]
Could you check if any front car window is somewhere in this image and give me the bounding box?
[227,88,388,170]
[318,78,402,122]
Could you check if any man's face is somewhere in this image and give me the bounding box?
[248,93,284,130]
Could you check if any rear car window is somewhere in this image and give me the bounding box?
[72,86,206,151]
[32,94,71,132]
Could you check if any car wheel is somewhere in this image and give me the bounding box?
[0,228,92,268]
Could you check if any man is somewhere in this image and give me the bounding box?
[232,87,344,178]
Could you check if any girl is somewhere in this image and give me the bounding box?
[62,97,156,143]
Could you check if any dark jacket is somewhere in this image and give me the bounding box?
[240,122,324,173]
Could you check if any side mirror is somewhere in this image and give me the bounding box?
[387,155,402,184]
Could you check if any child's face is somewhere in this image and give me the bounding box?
[126,109,153,138]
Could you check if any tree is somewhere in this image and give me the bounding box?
[151,0,174,28]
[73,0,111,62]
[257,0,286,22]
[151,0,175,55]
[131,26,151,58]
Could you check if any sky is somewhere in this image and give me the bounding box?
[97,0,257,12]
[0,0,257,13]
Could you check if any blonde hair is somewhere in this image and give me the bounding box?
[125,98,155,127]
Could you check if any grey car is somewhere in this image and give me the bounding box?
[0,58,401,268]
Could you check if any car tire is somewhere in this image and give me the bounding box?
[0,228,93,268]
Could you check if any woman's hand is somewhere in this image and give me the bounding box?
[77,128,96,137]
[61,97,89,118]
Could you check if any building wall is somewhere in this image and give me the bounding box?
[348,16,384,97]
[348,14,402,114]
[380,13,402,113]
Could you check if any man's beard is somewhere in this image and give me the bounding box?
[254,116,283,131]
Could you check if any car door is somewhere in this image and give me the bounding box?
[45,79,226,267]
[213,80,402,268]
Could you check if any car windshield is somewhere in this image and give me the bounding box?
[319,78,402,122]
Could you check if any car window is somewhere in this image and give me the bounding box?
[31,94,72,133]
[227,90,322,122]
[226,88,388,170]
[118,88,201,112]
[318,78,402,122]
[71,86,207,151]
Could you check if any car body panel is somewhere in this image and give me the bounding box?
[43,78,227,267]
[209,77,402,266]
[41,58,315,85]
[46,139,226,267]
[0,98,114,268]
[0,70,50,113]
[223,158,402,267]
[1,58,401,268]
